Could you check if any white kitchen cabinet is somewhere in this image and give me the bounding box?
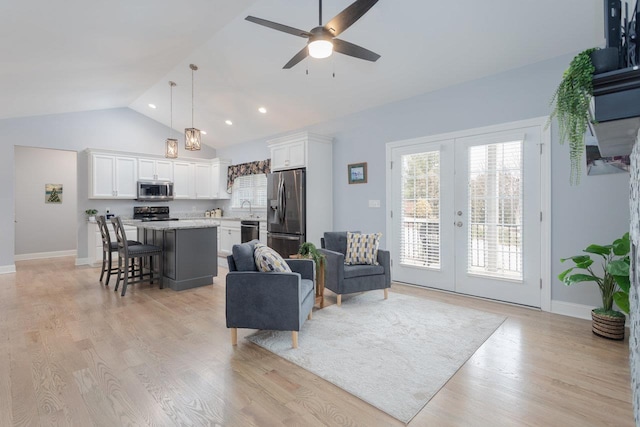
[138,158,173,181]
[218,220,241,257]
[194,163,212,199]
[87,221,138,267]
[211,158,231,199]
[90,153,137,199]
[173,161,195,199]
[270,140,305,171]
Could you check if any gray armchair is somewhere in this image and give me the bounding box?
[319,231,391,306]
[226,240,315,348]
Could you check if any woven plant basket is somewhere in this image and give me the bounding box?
[592,309,626,340]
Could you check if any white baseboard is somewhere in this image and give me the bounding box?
[75,257,93,266]
[218,256,228,270]
[14,250,77,261]
[0,264,16,274]
[551,300,596,320]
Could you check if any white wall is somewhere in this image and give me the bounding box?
[0,108,218,269]
[218,53,631,309]
[0,54,631,309]
[14,146,77,257]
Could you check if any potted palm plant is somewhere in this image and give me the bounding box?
[559,232,630,340]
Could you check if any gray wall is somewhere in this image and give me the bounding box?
[218,53,631,308]
[0,107,217,265]
[14,146,78,256]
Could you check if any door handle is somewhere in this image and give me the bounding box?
[272,235,302,241]
[456,221,463,227]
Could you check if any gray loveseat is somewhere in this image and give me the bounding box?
[225,240,316,348]
[318,231,391,306]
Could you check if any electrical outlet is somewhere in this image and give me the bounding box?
[369,200,381,208]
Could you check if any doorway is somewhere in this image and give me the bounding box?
[14,146,78,260]
[387,119,550,308]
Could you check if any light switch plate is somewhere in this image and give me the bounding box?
[369,199,381,208]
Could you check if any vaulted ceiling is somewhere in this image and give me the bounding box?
[1,0,604,148]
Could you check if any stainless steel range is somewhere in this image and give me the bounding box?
[133,206,179,222]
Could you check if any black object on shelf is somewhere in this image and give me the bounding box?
[592,66,640,122]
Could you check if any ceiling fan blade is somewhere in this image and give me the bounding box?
[332,38,380,62]
[324,0,379,37]
[283,46,309,69]
[245,16,311,38]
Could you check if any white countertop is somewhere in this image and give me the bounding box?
[122,219,220,230]
[217,216,266,222]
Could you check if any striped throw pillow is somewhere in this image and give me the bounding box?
[254,243,292,273]
[344,232,381,265]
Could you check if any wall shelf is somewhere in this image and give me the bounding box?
[592,66,640,156]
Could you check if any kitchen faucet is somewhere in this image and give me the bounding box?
[241,200,253,217]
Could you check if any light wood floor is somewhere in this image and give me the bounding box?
[0,257,634,426]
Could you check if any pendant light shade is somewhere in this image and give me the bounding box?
[185,64,201,151]
[165,81,178,158]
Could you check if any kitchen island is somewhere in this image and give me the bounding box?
[126,220,219,291]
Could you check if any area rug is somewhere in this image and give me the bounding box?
[246,291,506,424]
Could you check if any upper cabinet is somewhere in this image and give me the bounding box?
[270,140,306,171]
[138,158,173,181]
[90,153,137,199]
[87,149,230,200]
[173,161,195,199]
[194,163,212,199]
[211,158,231,199]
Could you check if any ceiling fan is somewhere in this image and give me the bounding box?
[245,0,381,69]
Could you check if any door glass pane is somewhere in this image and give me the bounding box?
[468,141,523,280]
[400,151,440,268]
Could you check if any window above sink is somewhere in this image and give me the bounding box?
[231,174,267,209]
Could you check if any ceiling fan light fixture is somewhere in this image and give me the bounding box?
[308,39,333,59]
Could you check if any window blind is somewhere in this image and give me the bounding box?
[467,141,523,280]
[231,174,267,208]
[400,151,440,268]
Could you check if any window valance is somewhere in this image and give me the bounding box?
[227,159,271,192]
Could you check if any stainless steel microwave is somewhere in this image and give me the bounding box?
[137,180,174,201]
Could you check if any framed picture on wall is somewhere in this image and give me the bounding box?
[348,162,367,184]
[45,184,63,203]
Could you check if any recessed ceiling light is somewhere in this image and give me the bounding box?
[258,107,267,114]
[225,120,233,126]
[201,130,207,135]
[148,103,157,109]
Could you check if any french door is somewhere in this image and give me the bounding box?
[389,123,543,307]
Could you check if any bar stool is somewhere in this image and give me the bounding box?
[96,215,141,286]
[110,216,164,296]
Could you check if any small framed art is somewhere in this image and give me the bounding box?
[45,184,63,203]
[348,162,367,184]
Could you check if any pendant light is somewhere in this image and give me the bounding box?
[185,64,201,151]
[165,81,178,158]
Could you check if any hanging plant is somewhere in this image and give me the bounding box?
[548,48,597,185]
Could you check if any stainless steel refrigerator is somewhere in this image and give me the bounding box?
[267,168,306,257]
